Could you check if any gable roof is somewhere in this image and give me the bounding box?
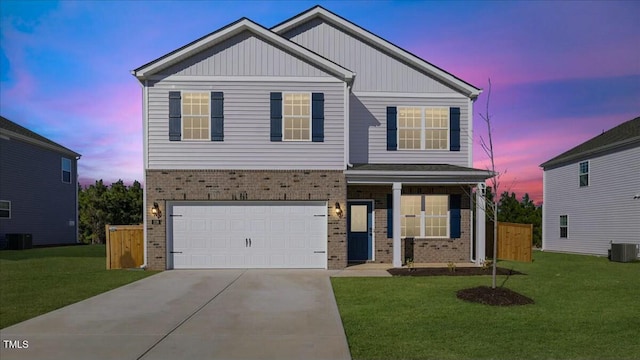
[272,5,481,99]
[0,115,81,157]
[132,17,355,83]
[540,116,640,169]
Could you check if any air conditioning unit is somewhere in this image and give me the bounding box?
[610,243,638,263]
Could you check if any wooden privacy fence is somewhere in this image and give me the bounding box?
[106,225,143,269]
[486,222,533,262]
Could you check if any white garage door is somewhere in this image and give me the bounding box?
[169,201,327,269]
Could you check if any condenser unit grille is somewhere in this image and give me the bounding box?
[610,243,638,263]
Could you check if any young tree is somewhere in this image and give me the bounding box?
[478,78,500,289]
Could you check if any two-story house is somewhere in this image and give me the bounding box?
[132,6,492,270]
[541,117,640,256]
[0,116,81,247]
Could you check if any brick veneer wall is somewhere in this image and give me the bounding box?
[146,170,347,270]
[348,185,473,264]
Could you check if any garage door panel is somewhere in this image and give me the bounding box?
[171,202,327,269]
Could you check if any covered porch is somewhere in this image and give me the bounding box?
[344,164,493,267]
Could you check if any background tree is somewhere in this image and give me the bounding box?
[78,180,143,244]
[497,191,542,247]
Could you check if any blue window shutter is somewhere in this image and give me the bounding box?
[450,107,460,151]
[312,92,324,142]
[387,194,393,238]
[450,194,461,238]
[211,92,224,141]
[168,91,181,141]
[387,107,397,151]
[270,92,282,141]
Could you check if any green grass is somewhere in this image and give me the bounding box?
[332,251,640,360]
[0,245,158,329]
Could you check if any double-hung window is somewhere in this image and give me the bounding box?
[182,92,210,140]
[398,107,449,150]
[283,93,311,141]
[401,195,449,238]
[0,200,10,219]
[579,161,589,187]
[62,158,71,184]
[560,215,568,238]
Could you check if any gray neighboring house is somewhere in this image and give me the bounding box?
[132,6,493,270]
[0,116,81,247]
[540,117,640,256]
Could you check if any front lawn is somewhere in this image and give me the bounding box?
[0,245,157,329]
[332,251,640,360]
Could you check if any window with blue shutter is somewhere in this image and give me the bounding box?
[449,194,461,238]
[211,92,224,141]
[270,92,282,141]
[311,92,324,142]
[387,107,397,151]
[168,91,181,141]
[387,193,393,238]
[450,107,460,151]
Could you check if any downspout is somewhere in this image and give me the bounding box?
[470,185,474,262]
[344,80,352,168]
[75,155,81,244]
[140,78,149,269]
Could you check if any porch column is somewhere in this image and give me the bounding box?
[393,182,402,267]
[475,182,487,265]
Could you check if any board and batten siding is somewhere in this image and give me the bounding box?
[349,93,470,166]
[542,146,640,255]
[282,18,456,93]
[146,80,345,170]
[158,30,330,78]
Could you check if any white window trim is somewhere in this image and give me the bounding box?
[0,200,10,219]
[560,214,568,238]
[282,92,312,142]
[401,194,450,239]
[397,106,450,151]
[181,91,211,142]
[62,158,72,184]
[579,160,589,187]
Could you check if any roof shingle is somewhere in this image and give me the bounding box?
[540,116,640,169]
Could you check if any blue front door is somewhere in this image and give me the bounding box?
[347,201,372,262]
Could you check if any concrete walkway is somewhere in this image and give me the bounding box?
[0,270,351,360]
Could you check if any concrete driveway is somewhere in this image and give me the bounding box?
[0,270,351,360]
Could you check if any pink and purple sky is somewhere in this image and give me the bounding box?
[1,0,639,204]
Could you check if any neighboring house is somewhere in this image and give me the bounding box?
[132,6,492,270]
[540,117,640,256]
[0,116,81,247]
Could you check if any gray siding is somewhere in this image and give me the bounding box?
[147,80,345,170]
[542,146,640,255]
[159,30,330,78]
[350,93,470,166]
[0,137,78,246]
[282,18,456,93]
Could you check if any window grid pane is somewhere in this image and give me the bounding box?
[283,93,310,141]
[425,195,448,238]
[424,108,448,150]
[182,93,210,140]
[579,161,589,187]
[398,107,422,149]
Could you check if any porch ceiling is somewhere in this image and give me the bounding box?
[345,163,494,185]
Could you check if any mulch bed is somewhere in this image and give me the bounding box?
[456,286,535,306]
[386,267,533,306]
[387,267,524,277]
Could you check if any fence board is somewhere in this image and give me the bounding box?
[106,225,143,269]
[485,222,533,262]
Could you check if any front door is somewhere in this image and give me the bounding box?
[347,201,372,262]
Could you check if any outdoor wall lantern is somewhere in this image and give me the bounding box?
[335,202,343,218]
[151,202,162,219]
